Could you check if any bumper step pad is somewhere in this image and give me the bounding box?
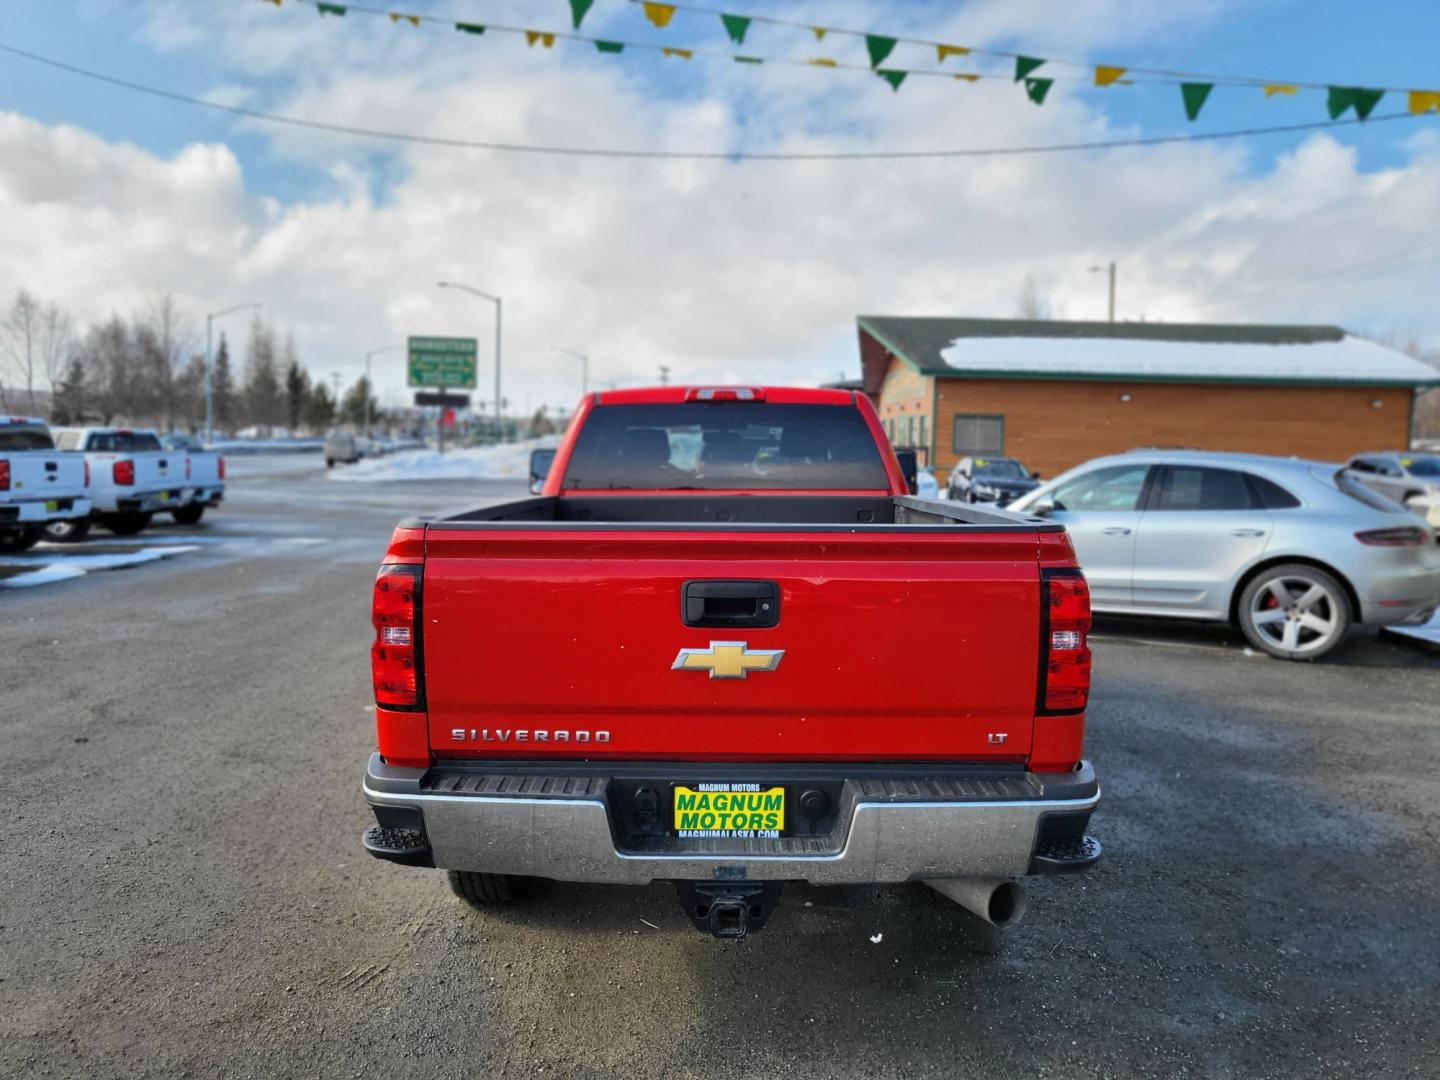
[1031,834,1102,874]
[362,824,433,867]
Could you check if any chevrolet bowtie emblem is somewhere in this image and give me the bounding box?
[672,641,784,680]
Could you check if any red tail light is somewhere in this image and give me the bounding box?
[1041,571,1092,713]
[1355,526,1428,546]
[0,459,9,491]
[372,565,422,708]
[83,460,90,487]
[683,387,766,402]
[218,456,226,480]
[113,459,135,486]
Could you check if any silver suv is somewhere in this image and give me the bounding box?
[1009,450,1440,660]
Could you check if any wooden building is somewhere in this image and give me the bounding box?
[858,316,1440,482]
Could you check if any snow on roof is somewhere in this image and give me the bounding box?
[936,333,1439,386]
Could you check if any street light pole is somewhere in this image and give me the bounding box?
[204,302,261,442]
[364,345,403,436]
[437,281,503,441]
[1088,262,1117,322]
[551,347,589,399]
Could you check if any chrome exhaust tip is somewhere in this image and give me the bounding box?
[923,877,1027,928]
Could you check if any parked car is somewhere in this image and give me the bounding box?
[946,456,1041,505]
[0,416,91,551]
[50,426,191,540]
[324,430,364,468]
[1009,450,1440,661]
[162,434,224,525]
[1344,452,1440,529]
[364,386,1101,940]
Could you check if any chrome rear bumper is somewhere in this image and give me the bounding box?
[363,754,1100,884]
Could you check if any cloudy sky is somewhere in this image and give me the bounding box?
[3,0,1440,412]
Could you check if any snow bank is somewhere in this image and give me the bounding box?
[328,436,561,482]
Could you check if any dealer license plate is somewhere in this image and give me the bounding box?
[157,491,169,502]
[673,784,785,838]
[44,500,58,512]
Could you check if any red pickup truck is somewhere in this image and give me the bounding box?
[363,387,1100,939]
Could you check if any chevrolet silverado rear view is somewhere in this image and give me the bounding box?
[362,387,1101,938]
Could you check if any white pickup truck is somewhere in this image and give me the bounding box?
[51,427,192,540]
[162,434,223,525]
[0,417,92,551]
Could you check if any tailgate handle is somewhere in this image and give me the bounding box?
[682,580,779,628]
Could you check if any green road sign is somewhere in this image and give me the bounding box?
[408,336,477,389]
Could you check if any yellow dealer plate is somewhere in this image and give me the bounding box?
[44,500,58,512]
[674,784,785,837]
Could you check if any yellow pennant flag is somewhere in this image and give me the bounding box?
[808,58,837,68]
[1094,65,1126,87]
[524,30,556,47]
[954,73,980,83]
[642,2,676,28]
[811,27,827,41]
[1263,84,1297,97]
[662,47,693,60]
[389,12,419,25]
[1409,90,1440,114]
[263,0,280,6]
[936,44,970,63]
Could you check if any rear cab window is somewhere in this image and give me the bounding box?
[560,403,890,490]
[84,431,163,452]
[0,424,55,451]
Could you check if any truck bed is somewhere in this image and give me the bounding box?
[403,494,1069,764]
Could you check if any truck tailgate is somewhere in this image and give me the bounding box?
[2,453,86,500]
[422,528,1041,761]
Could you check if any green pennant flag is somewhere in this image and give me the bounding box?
[878,69,907,92]
[1181,82,1213,121]
[594,39,624,53]
[455,21,485,34]
[568,0,595,29]
[1015,55,1045,82]
[1024,77,1053,104]
[721,13,751,45]
[1328,85,1385,120]
[317,2,346,15]
[733,55,763,64]
[865,34,897,69]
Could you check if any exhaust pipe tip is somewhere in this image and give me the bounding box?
[923,877,1027,929]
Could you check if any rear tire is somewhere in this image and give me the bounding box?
[170,504,205,525]
[45,518,91,543]
[1238,563,1352,661]
[0,526,44,553]
[447,870,527,907]
[102,511,153,536]
[325,459,335,469]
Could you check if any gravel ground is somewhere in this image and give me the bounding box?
[2,458,1438,1079]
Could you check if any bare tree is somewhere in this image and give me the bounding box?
[0,290,42,412]
[143,295,194,431]
[37,302,74,394]
[1015,274,1051,321]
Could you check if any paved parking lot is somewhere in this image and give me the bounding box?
[3,456,1438,1078]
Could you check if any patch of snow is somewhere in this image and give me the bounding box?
[938,334,1435,384]
[328,436,560,483]
[869,933,883,944]
[0,545,200,588]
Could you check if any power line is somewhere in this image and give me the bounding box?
[0,41,1425,162]
[1191,243,1440,314]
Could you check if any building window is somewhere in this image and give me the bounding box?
[918,415,927,451]
[952,413,1004,455]
[905,416,914,446]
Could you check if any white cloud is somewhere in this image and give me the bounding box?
[3,0,1439,416]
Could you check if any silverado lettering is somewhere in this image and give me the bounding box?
[364,386,1102,940]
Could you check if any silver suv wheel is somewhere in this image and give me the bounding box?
[1239,564,1352,661]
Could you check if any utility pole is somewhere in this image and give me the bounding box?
[204,302,261,442]
[364,345,402,437]
[1089,261,1117,322]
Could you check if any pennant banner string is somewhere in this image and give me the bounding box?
[625,0,1435,95]
[1,38,1427,163]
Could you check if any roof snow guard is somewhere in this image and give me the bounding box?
[858,316,1440,389]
